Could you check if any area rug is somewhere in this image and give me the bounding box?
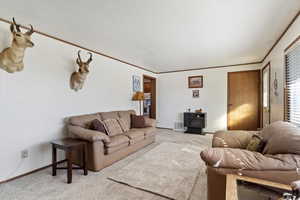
[108,142,203,200]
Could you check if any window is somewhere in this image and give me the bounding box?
[285,44,300,126]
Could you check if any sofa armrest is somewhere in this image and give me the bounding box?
[144,117,156,128]
[68,125,110,143]
[200,148,298,171]
[212,130,257,149]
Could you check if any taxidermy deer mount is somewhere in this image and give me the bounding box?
[70,50,93,91]
[0,18,34,73]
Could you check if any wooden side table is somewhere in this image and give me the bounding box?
[226,174,292,200]
[51,138,88,184]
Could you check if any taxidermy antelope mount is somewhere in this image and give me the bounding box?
[70,50,93,91]
[0,18,34,73]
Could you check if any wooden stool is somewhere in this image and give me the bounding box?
[51,138,88,184]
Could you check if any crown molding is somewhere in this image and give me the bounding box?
[261,10,300,63]
[1,9,299,75]
[284,34,300,53]
[0,18,157,74]
[158,61,262,74]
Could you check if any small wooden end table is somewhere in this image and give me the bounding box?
[226,174,292,200]
[51,138,88,184]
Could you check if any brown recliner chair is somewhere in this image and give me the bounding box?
[201,121,300,200]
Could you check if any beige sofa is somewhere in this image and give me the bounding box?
[67,110,156,171]
[201,121,300,200]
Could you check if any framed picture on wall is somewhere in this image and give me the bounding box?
[188,76,203,88]
[192,90,199,98]
[132,75,141,92]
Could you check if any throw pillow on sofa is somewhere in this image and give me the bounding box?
[118,110,135,127]
[90,119,107,134]
[117,118,130,132]
[131,114,146,128]
[103,118,124,136]
[246,134,265,152]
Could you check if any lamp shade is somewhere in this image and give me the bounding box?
[132,91,144,101]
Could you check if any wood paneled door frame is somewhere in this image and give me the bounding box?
[227,70,261,130]
[143,75,156,119]
[262,62,271,127]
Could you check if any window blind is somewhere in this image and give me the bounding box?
[286,45,300,126]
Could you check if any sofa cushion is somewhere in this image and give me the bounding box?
[129,136,145,145]
[131,114,146,128]
[263,123,300,155]
[117,118,130,132]
[131,127,156,138]
[69,113,101,128]
[125,130,144,139]
[89,119,107,134]
[125,130,145,145]
[118,110,136,128]
[105,143,129,155]
[100,111,119,120]
[103,118,123,136]
[104,135,129,148]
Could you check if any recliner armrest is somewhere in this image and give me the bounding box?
[68,125,110,143]
[144,117,156,127]
[200,148,298,171]
[212,130,257,149]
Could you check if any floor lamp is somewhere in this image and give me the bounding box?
[132,91,144,115]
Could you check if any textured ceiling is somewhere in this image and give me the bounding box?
[1,0,300,72]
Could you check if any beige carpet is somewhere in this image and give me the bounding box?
[0,129,212,200]
[109,142,203,200]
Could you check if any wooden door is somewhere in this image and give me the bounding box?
[228,70,261,130]
[143,75,156,119]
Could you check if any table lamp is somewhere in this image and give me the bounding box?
[132,91,144,115]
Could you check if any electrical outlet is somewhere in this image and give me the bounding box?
[21,150,29,159]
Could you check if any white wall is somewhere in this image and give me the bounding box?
[261,16,300,122]
[0,22,156,181]
[157,64,261,132]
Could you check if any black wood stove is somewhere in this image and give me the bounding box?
[184,112,206,135]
